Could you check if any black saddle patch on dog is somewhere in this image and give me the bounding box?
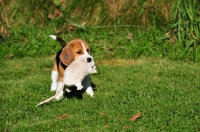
[56,49,68,70]
[56,49,62,69]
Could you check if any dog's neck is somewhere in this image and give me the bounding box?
[60,61,68,69]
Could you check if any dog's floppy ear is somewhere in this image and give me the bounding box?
[60,43,74,66]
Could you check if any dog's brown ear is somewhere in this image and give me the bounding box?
[60,44,74,66]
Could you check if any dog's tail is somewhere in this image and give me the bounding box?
[50,35,66,48]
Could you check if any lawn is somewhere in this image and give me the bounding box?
[1,0,200,131]
[1,57,200,131]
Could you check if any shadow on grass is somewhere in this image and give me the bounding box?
[64,82,97,99]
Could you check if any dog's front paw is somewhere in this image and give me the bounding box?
[86,87,94,97]
[55,88,64,100]
[55,94,63,100]
[51,83,57,91]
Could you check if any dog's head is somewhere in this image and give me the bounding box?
[60,39,93,66]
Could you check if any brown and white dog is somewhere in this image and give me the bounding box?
[49,35,95,100]
[36,58,97,106]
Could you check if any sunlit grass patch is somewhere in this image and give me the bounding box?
[1,57,200,131]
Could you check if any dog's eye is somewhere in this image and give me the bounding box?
[86,49,90,53]
[77,51,82,54]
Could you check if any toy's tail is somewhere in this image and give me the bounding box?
[36,84,64,107]
[50,35,66,48]
[35,95,56,107]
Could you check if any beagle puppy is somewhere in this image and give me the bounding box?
[36,58,97,106]
[49,35,95,99]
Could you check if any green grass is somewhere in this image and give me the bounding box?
[2,25,199,61]
[1,57,200,131]
[1,1,199,131]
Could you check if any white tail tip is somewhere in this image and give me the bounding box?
[49,35,57,40]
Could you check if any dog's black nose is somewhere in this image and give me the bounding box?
[87,57,92,62]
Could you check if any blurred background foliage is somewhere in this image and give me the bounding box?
[1,0,174,28]
[0,0,199,61]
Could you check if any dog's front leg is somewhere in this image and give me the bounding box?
[55,82,64,100]
[55,64,65,100]
[51,61,59,91]
[82,75,94,97]
[51,70,58,91]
